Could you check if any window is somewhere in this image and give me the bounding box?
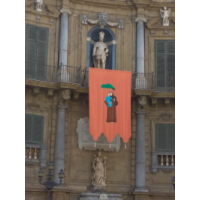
[25,113,44,144]
[155,40,175,91]
[155,123,175,152]
[25,24,49,81]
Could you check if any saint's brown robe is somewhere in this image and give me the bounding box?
[105,95,118,123]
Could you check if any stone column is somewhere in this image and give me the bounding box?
[54,105,68,183]
[135,110,148,192]
[58,8,71,82]
[135,17,147,89]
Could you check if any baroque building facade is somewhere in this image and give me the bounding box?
[25,0,175,200]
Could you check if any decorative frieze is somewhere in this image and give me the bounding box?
[81,13,124,29]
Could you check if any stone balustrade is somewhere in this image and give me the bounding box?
[151,152,175,173]
[25,144,47,168]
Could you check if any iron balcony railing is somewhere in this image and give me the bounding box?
[25,65,82,85]
[132,73,175,92]
[25,66,175,92]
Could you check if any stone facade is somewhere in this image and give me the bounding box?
[25,0,175,200]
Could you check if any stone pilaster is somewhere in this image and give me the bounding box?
[54,105,68,183]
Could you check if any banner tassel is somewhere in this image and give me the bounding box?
[94,142,96,147]
[125,143,127,149]
[109,143,111,148]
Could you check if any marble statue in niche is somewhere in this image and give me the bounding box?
[35,0,43,12]
[91,151,107,191]
[93,31,109,69]
[160,7,171,26]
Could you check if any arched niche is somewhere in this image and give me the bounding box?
[86,26,116,70]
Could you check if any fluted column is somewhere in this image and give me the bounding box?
[135,110,148,192]
[58,8,71,82]
[54,105,68,183]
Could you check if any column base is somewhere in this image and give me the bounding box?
[134,187,149,192]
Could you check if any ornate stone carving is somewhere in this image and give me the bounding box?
[81,13,124,29]
[76,117,121,152]
[62,89,71,100]
[35,0,43,12]
[160,7,171,26]
[137,96,147,111]
[93,31,109,69]
[91,151,107,192]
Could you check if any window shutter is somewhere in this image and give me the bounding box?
[25,114,44,144]
[156,124,167,151]
[166,41,175,88]
[167,124,175,150]
[36,28,48,81]
[25,25,48,81]
[25,114,32,143]
[155,41,166,87]
[25,25,37,79]
[32,115,44,144]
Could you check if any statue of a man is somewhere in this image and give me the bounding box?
[35,0,43,12]
[160,7,171,26]
[93,31,109,69]
[91,152,107,191]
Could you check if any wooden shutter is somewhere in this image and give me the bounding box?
[166,41,175,88]
[156,124,167,151]
[25,114,32,143]
[156,124,175,152]
[25,25,37,79]
[155,40,175,90]
[25,24,48,81]
[167,124,175,150]
[36,27,48,81]
[155,41,166,88]
[25,114,44,144]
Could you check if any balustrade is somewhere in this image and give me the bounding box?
[151,152,175,173]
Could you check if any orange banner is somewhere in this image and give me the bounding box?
[89,68,131,143]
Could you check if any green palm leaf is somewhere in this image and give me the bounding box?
[101,84,115,90]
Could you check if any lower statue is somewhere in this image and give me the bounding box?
[91,151,107,191]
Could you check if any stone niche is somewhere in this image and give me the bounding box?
[76,117,121,151]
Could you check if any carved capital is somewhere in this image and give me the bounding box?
[60,8,71,14]
[58,105,68,112]
[135,16,147,23]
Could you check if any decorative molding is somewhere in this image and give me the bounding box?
[76,117,121,152]
[146,18,159,28]
[25,3,60,18]
[81,13,124,29]
[155,113,174,121]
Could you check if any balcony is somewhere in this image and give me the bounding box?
[132,73,175,92]
[151,152,175,173]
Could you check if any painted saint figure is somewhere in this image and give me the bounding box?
[105,92,118,123]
